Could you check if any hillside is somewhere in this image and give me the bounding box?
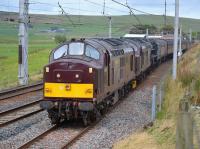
[0,11,200,89]
[1,11,200,38]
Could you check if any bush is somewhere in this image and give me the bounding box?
[54,35,67,44]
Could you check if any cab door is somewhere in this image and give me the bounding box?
[105,50,110,86]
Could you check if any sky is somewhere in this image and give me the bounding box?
[0,0,200,19]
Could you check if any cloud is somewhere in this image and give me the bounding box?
[0,0,199,19]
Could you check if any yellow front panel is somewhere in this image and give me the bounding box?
[132,80,137,89]
[44,83,93,98]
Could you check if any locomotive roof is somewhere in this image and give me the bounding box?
[88,38,133,54]
[149,38,167,46]
[102,38,124,46]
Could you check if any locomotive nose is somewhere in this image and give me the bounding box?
[54,69,83,83]
[43,60,94,99]
[44,61,93,84]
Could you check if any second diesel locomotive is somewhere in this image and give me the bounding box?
[40,37,190,125]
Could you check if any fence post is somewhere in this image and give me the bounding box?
[151,85,156,121]
[176,99,193,149]
[159,81,163,112]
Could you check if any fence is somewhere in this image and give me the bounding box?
[150,80,200,149]
[176,94,200,149]
[151,77,165,121]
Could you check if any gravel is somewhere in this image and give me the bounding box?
[0,111,52,149]
[70,88,152,149]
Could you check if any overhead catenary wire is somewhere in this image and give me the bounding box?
[58,2,76,27]
[111,0,142,24]
[111,0,155,15]
[0,1,171,17]
[83,0,129,14]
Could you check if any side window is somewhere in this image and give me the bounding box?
[141,51,144,66]
[112,68,114,84]
[85,45,100,60]
[120,69,123,79]
[53,45,68,60]
[130,55,133,71]
[120,57,125,67]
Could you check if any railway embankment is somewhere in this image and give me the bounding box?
[113,44,200,149]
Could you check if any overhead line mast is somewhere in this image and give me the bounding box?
[164,0,167,27]
[108,16,112,38]
[172,0,179,80]
[103,0,105,15]
[18,0,29,85]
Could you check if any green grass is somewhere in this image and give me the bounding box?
[147,44,200,148]
[0,13,200,89]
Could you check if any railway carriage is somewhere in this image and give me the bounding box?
[164,39,174,57]
[122,38,142,80]
[181,39,190,53]
[123,38,151,79]
[148,38,168,64]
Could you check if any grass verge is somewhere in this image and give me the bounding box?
[113,44,200,149]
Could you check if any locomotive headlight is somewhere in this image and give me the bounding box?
[56,73,61,78]
[46,67,49,73]
[89,67,93,73]
[75,74,79,78]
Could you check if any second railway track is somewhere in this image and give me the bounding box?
[0,99,43,127]
[0,82,43,100]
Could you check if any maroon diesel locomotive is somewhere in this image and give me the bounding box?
[41,38,141,125]
[40,37,189,125]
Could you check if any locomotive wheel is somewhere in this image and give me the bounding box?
[82,112,91,126]
[100,102,108,115]
[47,109,60,124]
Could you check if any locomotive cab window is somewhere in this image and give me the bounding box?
[53,45,68,60]
[85,45,100,60]
[69,42,84,55]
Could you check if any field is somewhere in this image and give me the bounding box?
[0,11,200,89]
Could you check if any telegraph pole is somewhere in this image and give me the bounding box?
[189,28,192,43]
[179,25,182,56]
[164,0,167,26]
[126,0,131,15]
[108,16,112,38]
[103,0,105,15]
[146,28,149,38]
[172,0,179,80]
[18,0,29,85]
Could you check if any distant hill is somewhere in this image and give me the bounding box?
[0,11,200,38]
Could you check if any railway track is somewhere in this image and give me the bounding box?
[0,99,43,127]
[18,125,58,149]
[0,81,43,100]
[17,98,123,149]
